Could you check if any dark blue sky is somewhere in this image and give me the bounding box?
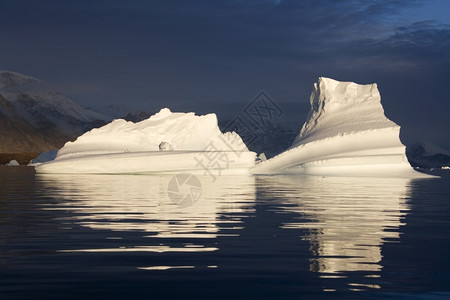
[1,0,449,148]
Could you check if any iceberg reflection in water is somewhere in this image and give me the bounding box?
[36,173,256,254]
[32,171,417,293]
[256,175,411,289]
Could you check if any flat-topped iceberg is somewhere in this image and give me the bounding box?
[251,77,424,177]
[35,108,256,174]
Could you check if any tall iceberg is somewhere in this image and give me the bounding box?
[252,77,423,177]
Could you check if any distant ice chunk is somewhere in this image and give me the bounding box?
[5,160,19,166]
[252,77,426,177]
[256,153,267,163]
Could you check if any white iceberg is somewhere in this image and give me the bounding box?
[251,77,425,177]
[35,108,256,174]
[36,78,429,177]
[5,160,19,166]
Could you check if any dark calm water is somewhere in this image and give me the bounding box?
[1,166,450,299]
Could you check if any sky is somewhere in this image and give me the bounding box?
[1,0,449,148]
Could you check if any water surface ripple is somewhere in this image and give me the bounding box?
[1,167,449,299]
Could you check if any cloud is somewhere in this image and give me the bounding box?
[1,0,449,147]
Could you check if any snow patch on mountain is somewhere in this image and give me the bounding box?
[0,70,108,132]
[0,70,40,89]
[0,70,109,152]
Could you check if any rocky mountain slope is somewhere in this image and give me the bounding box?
[0,71,108,155]
[406,142,450,169]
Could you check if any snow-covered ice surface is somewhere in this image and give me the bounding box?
[35,108,255,174]
[251,77,426,177]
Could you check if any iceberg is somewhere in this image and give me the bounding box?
[35,108,256,174]
[36,78,429,177]
[5,159,20,166]
[251,77,424,177]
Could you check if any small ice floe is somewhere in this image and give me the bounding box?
[5,160,20,166]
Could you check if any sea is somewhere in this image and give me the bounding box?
[1,166,449,299]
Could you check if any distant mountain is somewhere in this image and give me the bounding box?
[0,70,109,153]
[406,142,450,169]
[89,104,129,119]
[219,120,296,159]
[123,111,154,122]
